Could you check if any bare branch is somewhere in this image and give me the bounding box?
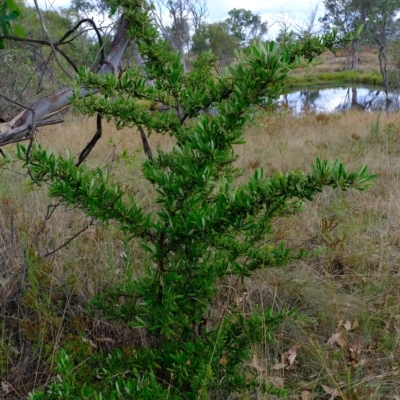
[33,0,74,79]
[139,126,153,160]
[293,3,320,37]
[76,113,102,166]
[0,18,131,146]
[0,92,39,183]
[58,18,105,64]
[42,218,96,257]
[0,35,78,72]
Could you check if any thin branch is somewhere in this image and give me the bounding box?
[0,35,79,72]
[90,40,107,71]
[58,18,105,64]
[139,126,153,160]
[33,0,74,79]
[32,202,61,246]
[42,218,96,257]
[76,113,102,166]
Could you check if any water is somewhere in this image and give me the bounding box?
[277,86,400,115]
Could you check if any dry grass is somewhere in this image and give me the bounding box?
[291,48,380,75]
[2,108,400,398]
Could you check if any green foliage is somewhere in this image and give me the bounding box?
[282,29,345,63]
[225,8,268,45]
[28,309,293,399]
[16,1,375,398]
[285,70,383,88]
[191,22,240,66]
[0,0,25,49]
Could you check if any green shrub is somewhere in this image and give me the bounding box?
[18,1,375,398]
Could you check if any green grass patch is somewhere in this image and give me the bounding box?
[285,70,383,89]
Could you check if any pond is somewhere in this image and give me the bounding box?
[277,86,400,115]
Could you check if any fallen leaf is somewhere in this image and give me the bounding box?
[82,337,97,348]
[342,320,352,331]
[349,342,362,355]
[299,380,317,391]
[352,317,359,329]
[327,333,347,349]
[9,346,20,356]
[287,345,299,367]
[251,354,264,372]
[2,381,12,394]
[353,359,367,368]
[219,354,229,366]
[322,384,339,397]
[301,390,311,400]
[272,363,286,370]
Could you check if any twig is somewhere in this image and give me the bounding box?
[76,113,102,166]
[43,218,96,257]
[0,35,79,73]
[58,19,105,64]
[33,0,74,79]
[139,126,153,160]
[32,202,61,247]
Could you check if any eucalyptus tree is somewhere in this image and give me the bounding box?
[225,8,268,46]
[321,0,400,96]
[191,21,240,67]
[320,0,366,69]
[150,0,207,71]
[367,0,400,99]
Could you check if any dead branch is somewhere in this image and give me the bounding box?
[33,0,74,79]
[0,18,130,147]
[76,113,103,166]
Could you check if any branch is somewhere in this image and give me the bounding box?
[58,18,105,64]
[76,113,102,166]
[139,126,153,160]
[43,218,96,257]
[33,0,74,79]
[0,18,131,147]
[0,93,39,183]
[0,35,79,72]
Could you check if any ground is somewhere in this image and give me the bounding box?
[1,49,400,398]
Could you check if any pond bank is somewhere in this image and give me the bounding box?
[285,70,383,90]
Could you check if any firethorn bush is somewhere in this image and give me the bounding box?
[18,1,375,398]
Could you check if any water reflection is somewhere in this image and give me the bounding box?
[277,87,400,114]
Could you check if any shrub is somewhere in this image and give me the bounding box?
[17,2,375,398]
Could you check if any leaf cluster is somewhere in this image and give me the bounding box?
[0,0,24,49]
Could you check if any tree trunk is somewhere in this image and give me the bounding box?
[350,40,359,70]
[378,46,389,101]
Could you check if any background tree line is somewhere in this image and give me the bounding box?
[3,0,400,122]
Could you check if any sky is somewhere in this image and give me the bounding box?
[26,0,325,39]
